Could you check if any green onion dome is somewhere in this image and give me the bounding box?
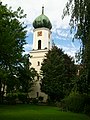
[33,7,52,30]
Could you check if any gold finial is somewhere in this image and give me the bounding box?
[42,6,44,14]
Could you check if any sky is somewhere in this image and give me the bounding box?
[2,0,81,60]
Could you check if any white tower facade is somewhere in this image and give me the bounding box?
[29,7,52,101]
[33,28,52,50]
[31,27,52,73]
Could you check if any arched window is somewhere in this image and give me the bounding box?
[37,61,40,66]
[38,40,41,49]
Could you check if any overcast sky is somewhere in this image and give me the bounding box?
[2,0,81,59]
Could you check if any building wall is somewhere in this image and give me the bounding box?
[29,50,48,101]
[33,28,51,50]
[30,49,48,73]
[29,27,51,102]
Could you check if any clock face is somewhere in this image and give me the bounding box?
[37,31,42,36]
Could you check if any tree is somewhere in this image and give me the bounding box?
[62,0,90,94]
[17,54,37,94]
[13,54,37,103]
[40,46,76,102]
[0,2,27,103]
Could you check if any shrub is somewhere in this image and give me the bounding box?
[18,93,27,103]
[84,105,90,115]
[6,93,17,104]
[58,92,90,113]
[31,98,38,104]
[84,95,90,115]
[38,96,43,102]
[26,98,31,104]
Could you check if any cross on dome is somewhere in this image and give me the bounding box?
[42,6,44,14]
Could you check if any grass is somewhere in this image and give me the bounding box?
[0,104,90,120]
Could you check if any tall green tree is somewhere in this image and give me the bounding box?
[40,46,76,101]
[62,0,90,94]
[0,2,27,103]
[17,54,37,94]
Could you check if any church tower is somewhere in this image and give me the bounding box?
[30,7,52,101]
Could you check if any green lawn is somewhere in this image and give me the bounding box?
[0,104,89,120]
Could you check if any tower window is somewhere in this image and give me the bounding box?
[37,76,39,80]
[38,40,41,49]
[37,61,40,66]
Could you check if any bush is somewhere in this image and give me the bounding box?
[31,98,38,104]
[38,96,43,102]
[84,105,90,115]
[18,93,27,103]
[6,93,17,104]
[26,98,31,104]
[84,95,90,115]
[58,92,90,113]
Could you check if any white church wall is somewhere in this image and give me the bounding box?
[29,49,48,101]
[33,28,51,50]
[30,50,48,73]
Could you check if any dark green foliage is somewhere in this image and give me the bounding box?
[41,46,76,102]
[73,67,89,94]
[0,2,37,104]
[3,55,37,104]
[31,98,39,104]
[0,2,27,103]
[0,2,26,66]
[62,0,90,94]
[38,96,44,102]
[59,92,90,115]
[84,104,90,115]
[18,93,27,103]
[62,0,90,115]
[17,54,37,94]
[6,93,18,104]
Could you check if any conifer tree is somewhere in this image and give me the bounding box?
[40,46,76,101]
